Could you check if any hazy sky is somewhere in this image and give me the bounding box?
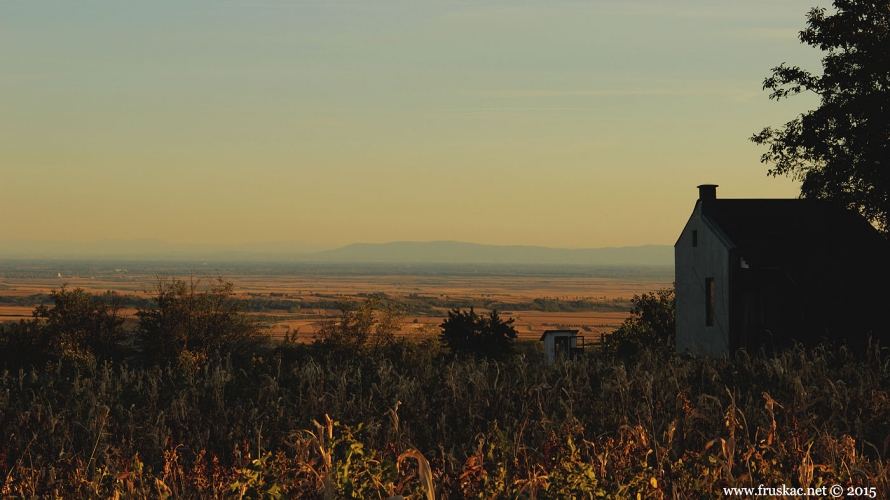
[1,0,823,248]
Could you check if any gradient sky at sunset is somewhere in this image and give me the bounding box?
[1,1,824,248]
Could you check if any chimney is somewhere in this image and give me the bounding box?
[697,184,718,201]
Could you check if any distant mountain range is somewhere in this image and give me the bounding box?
[0,240,673,266]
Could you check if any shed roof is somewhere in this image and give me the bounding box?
[539,329,579,342]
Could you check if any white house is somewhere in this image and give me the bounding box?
[675,184,890,356]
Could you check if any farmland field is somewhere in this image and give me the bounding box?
[0,261,673,342]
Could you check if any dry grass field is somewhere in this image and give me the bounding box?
[0,305,35,320]
[0,268,672,342]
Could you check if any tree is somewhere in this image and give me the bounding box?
[604,287,675,358]
[0,318,55,370]
[136,277,267,366]
[35,287,127,364]
[0,286,127,369]
[751,1,890,232]
[439,308,518,359]
[313,298,405,357]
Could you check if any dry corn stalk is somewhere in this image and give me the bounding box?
[398,448,435,500]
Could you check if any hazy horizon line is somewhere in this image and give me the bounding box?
[0,238,672,252]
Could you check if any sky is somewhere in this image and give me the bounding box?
[1,0,825,249]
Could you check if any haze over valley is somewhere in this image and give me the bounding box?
[0,239,673,266]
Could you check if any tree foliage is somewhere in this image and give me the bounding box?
[439,308,518,359]
[0,286,125,369]
[0,317,55,370]
[752,1,890,232]
[136,277,267,366]
[313,298,405,357]
[604,287,675,358]
[35,287,127,364]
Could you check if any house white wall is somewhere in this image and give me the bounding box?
[675,202,732,355]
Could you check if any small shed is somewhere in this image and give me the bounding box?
[539,329,584,364]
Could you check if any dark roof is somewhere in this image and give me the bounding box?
[539,329,579,342]
[700,199,890,277]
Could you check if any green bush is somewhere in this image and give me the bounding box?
[0,318,55,370]
[135,277,268,367]
[439,308,518,360]
[603,287,675,359]
[0,286,126,370]
[311,298,405,360]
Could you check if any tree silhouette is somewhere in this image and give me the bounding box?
[35,287,127,364]
[439,308,517,359]
[313,298,404,358]
[604,287,674,359]
[0,287,126,369]
[752,1,890,232]
[136,277,266,366]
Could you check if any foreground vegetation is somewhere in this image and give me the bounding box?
[2,342,889,498]
[1,281,888,498]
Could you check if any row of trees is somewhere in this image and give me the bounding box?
[308,293,675,363]
[1,275,676,370]
[0,278,527,370]
[0,278,268,370]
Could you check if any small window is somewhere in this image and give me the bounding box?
[705,277,714,327]
[692,230,698,247]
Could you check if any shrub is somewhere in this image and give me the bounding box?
[36,287,127,364]
[0,318,55,370]
[0,286,126,370]
[312,298,405,359]
[604,287,675,359]
[439,308,518,360]
[135,277,268,366]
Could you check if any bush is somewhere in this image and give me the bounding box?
[312,298,405,360]
[604,287,675,359]
[0,286,126,370]
[0,318,55,370]
[439,308,518,360]
[37,287,127,364]
[135,277,268,366]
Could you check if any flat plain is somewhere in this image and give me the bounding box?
[0,262,673,342]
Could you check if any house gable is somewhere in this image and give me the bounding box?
[675,196,732,355]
